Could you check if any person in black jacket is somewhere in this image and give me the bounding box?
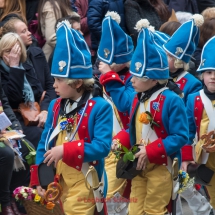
[0,80,27,215]
[0,18,56,148]
[163,0,199,14]
[87,0,126,63]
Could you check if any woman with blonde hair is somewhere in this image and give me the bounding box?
[37,0,79,60]
[0,19,56,148]
[0,0,26,27]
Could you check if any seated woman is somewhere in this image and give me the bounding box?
[0,20,56,148]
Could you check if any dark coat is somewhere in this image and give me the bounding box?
[87,0,126,51]
[0,74,22,131]
[26,0,39,24]
[163,0,199,14]
[0,46,56,148]
[197,0,215,13]
[124,0,165,47]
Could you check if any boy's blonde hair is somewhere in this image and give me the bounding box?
[66,78,94,92]
[0,32,26,63]
[174,58,189,71]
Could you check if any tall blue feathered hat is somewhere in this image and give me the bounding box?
[163,14,204,63]
[51,20,92,79]
[97,11,134,65]
[130,19,169,79]
[197,35,215,73]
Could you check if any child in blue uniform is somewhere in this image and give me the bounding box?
[112,19,188,215]
[163,14,203,104]
[96,11,134,214]
[30,20,113,215]
[186,35,215,215]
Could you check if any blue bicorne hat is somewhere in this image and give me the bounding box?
[163,14,204,63]
[153,30,170,47]
[51,20,92,79]
[97,11,134,65]
[197,35,215,73]
[130,19,169,79]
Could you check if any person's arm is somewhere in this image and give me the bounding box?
[99,62,134,112]
[1,89,22,131]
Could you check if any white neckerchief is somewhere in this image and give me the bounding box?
[103,93,122,135]
[47,95,91,147]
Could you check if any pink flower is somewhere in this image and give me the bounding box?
[13,187,22,195]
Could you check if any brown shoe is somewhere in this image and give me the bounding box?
[10,202,26,215]
[1,206,15,215]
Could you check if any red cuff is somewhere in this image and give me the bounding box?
[30,165,39,187]
[113,130,131,150]
[145,138,167,165]
[181,145,193,161]
[63,140,84,171]
[100,71,124,86]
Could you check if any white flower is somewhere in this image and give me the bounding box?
[148,25,155,33]
[134,19,150,32]
[192,14,204,27]
[15,194,19,201]
[56,20,72,30]
[105,11,121,24]
[22,193,28,199]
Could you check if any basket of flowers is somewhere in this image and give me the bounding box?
[13,186,64,215]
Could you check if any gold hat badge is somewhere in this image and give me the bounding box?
[59,61,66,72]
[104,48,110,58]
[135,62,142,72]
[175,47,183,56]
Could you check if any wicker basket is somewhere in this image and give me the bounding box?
[23,200,64,215]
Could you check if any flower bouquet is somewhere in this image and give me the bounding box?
[177,170,195,194]
[13,186,64,215]
[114,142,142,180]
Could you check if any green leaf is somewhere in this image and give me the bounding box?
[30,151,36,156]
[26,157,33,165]
[131,145,138,153]
[25,154,31,160]
[0,142,5,148]
[123,154,128,162]
[126,152,135,161]
[121,145,129,153]
[145,111,152,117]
[152,121,160,127]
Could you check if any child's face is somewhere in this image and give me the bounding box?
[72,21,83,35]
[167,53,177,73]
[203,70,215,93]
[53,77,79,99]
[131,76,157,93]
